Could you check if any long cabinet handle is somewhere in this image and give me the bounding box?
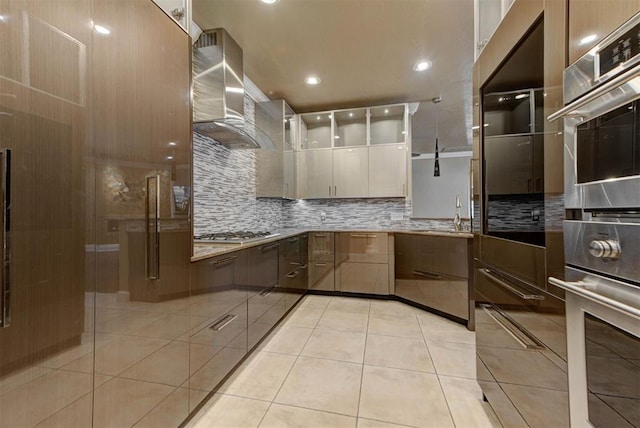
[329,185,331,197]
[260,287,274,297]
[314,262,327,267]
[314,233,327,238]
[287,270,300,278]
[261,243,279,252]
[413,270,442,280]
[210,255,237,265]
[209,313,238,331]
[334,185,337,196]
[145,175,160,280]
[481,304,545,350]
[479,268,544,300]
[288,237,299,243]
[1,149,10,328]
[350,234,368,238]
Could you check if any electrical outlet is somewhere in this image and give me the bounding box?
[320,211,326,222]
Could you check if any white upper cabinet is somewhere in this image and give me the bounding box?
[297,149,333,199]
[334,108,367,147]
[296,103,409,199]
[370,105,407,145]
[300,112,332,149]
[333,147,369,198]
[369,144,407,197]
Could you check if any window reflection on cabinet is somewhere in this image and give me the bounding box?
[334,108,367,147]
[300,112,332,149]
[370,105,406,145]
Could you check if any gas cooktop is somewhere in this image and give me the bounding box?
[194,231,280,244]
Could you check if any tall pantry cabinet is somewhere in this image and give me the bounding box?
[0,0,194,426]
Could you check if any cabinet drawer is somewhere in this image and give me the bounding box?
[395,234,468,278]
[190,301,248,350]
[337,232,389,264]
[249,242,280,292]
[337,262,389,295]
[395,266,468,320]
[309,261,335,291]
[310,232,334,261]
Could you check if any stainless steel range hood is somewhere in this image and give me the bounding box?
[193,28,270,149]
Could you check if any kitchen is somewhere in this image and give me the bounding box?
[0,0,639,428]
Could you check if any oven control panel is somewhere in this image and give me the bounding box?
[588,239,622,259]
[597,19,640,79]
[565,221,639,285]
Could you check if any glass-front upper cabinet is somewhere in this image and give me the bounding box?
[334,108,367,147]
[300,112,332,149]
[370,104,407,145]
[284,103,295,150]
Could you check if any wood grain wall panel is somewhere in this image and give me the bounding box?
[568,0,640,64]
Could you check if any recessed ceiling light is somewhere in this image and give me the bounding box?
[94,24,111,35]
[412,61,432,72]
[328,114,332,119]
[316,115,321,120]
[349,112,354,118]
[384,109,389,114]
[305,76,321,85]
[259,0,279,4]
[579,34,598,45]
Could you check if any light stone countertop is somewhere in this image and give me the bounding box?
[191,228,473,262]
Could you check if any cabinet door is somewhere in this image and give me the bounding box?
[568,0,640,63]
[485,135,533,194]
[333,147,369,198]
[309,261,335,291]
[337,262,389,295]
[310,232,335,262]
[337,233,389,264]
[298,150,333,198]
[369,144,407,197]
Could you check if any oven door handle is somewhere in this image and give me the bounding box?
[549,277,640,318]
[479,268,544,300]
[548,61,640,122]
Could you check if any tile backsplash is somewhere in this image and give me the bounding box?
[193,133,464,234]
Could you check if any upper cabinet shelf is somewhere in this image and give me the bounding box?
[483,88,544,136]
[300,103,408,150]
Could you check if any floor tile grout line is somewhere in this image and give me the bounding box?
[418,312,459,428]
[355,304,371,420]
[255,295,332,427]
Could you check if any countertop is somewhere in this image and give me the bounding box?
[192,228,473,262]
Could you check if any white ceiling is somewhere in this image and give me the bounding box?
[192,0,475,153]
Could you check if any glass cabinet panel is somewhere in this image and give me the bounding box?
[300,112,332,149]
[284,103,295,149]
[334,108,367,147]
[370,105,406,145]
[483,90,533,136]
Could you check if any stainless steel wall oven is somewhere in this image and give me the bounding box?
[548,11,640,428]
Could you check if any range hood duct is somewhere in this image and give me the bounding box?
[193,28,271,149]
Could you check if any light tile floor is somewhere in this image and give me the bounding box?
[188,295,502,428]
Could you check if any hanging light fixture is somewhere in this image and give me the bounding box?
[433,96,442,176]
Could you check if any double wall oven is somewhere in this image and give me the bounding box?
[548,12,640,428]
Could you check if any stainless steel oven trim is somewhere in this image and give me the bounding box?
[556,267,640,428]
[557,98,640,210]
[549,270,640,319]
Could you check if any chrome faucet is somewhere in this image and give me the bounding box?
[453,194,462,232]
